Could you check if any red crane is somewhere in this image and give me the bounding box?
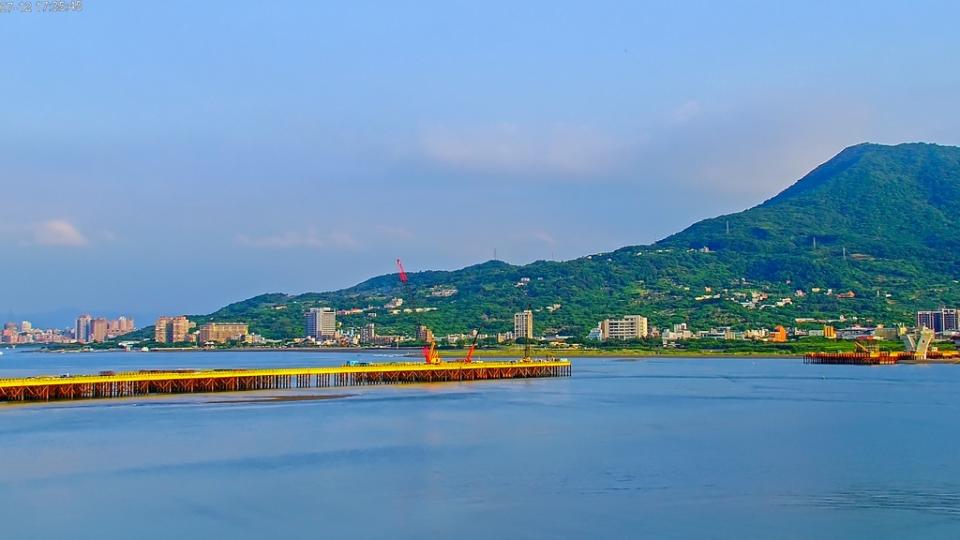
[464,330,480,363]
[396,259,408,285]
[396,258,440,364]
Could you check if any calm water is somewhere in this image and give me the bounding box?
[2,349,960,539]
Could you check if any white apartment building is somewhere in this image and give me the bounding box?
[306,307,337,339]
[600,315,648,340]
[514,310,534,340]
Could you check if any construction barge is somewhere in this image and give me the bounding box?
[0,360,572,403]
[804,329,960,365]
[804,337,908,365]
[804,351,907,365]
[805,350,960,365]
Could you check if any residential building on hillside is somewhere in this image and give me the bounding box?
[306,307,336,339]
[599,315,648,340]
[361,323,377,344]
[417,325,435,343]
[155,316,194,343]
[199,322,248,344]
[514,310,534,340]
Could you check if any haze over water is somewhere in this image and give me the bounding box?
[2,349,959,539]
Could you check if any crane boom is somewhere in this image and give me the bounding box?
[395,258,440,364]
[464,329,480,363]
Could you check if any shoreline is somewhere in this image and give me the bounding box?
[36,345,807,359]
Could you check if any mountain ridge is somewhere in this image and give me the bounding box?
[176,142,960,340]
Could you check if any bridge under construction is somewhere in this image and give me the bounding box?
[0,360,572,403]
[804,327,960,365]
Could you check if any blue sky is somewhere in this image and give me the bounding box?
[3,1,960,326]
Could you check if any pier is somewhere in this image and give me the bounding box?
[804,352,905,365]
[0,360,572,403]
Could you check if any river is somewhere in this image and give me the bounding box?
[1,348,959,539]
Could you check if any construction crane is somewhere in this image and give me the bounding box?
[521,303,533,362]
[463,329,480,363]
[396,259,441,365]
[854,339,880,355]
[396,258,408,286]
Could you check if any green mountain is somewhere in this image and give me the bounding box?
[183,142,960,340]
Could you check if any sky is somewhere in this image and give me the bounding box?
[3,0,960,327]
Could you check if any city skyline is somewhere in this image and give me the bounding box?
[4,2,960,325]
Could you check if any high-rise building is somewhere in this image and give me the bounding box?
[117,316,135,333]
[198,322,248,344]
[19,321,32,332]
[599,315,649,340]
[170,317,192,342]
[917,309,960,334]
[360,323,377,344]
[1,327,18,344]
[154,316,193,343]
[306,308,336,340]
[75,314,93,344]
[90,318,109,343]
[514,310,534,340]
[154,317,170,342]
[106,316,135,336]
[417,325,435,343]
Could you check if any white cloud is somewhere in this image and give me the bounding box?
[32,220,89,247]
[235,229,361,250]
[327,231,361,249]
[418,123,628,177]
[529,231,557,245]
[375,225,415,240]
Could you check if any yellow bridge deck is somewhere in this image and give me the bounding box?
[0,360,572,402]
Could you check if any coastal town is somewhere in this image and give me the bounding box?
[4,307,959,353]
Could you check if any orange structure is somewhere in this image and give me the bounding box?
[804,351,906,365]
[770,325,788,343]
